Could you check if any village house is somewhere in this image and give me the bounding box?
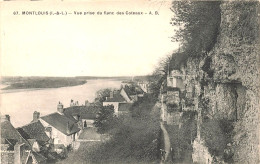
[160,69,187,125]
[63,105,98,129]
[103,85,138,116]
[122,84,145,101]
[17,115,51,153]
[167,70,185,91]
[38,102,81,153]
[137,81,150,93]
[1,115,47,164]
[103,84,146,116]
[103,90,128,116]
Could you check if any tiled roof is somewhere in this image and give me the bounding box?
[118,103,133,112]
[104,92,126,102]
[1,120,30,148]
[62,113,78,123]
[40,113,80,135]
[123,85,137,95]
[122,85,144,97]
[17,120,50,143]
[64,106,98,120]
[1,120,23,140]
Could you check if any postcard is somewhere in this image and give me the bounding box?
[1,1,259,164]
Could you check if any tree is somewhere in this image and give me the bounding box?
[171,1,221,56]
[149,54,173,97]
[94,88,113,105]
[93,105,118,134]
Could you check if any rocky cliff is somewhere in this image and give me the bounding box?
[180,2,259,163]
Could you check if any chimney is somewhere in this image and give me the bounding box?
[85,100,89,106]
[66,122,70,134]
[105,97,108,100]
[70,99,74,107]
[33,111,40,122]
[57,102,64,114]
[1,115,10,122]
[14,142,24,164]
[110,91,113,98]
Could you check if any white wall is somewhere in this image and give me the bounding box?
[39,119,76,147]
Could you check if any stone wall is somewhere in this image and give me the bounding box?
[1,151,14,164]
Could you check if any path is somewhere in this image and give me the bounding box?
[152,101,171,163]
[73,128,102,150]
[160,121,171,163]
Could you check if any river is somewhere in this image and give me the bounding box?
[0,79,122,127]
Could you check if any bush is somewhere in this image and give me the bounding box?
[168,1,221,70]
[171,1,221,55]
[63,94,161,164]
[93,105,119,134]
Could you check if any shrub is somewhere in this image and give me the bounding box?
[63,94,161,164]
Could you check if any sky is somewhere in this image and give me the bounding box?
[1,0,179,77]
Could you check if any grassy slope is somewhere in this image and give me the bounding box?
[62,94,162,164]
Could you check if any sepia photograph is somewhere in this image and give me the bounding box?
[0,0,259,163]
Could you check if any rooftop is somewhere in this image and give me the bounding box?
[104,91,126,102]
[1,120,30,148]
[17,120,50,144]
[123,85,144,96]
[64,106,98,120]
[40,113,80,135]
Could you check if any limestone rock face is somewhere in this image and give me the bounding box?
[192,138,213,164]
[212,2,259,163]
[213,83,237,120]
[181,2,259,163]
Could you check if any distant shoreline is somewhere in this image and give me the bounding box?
[0,79,124,94]
[0,76,89,94]
[0,82,89,94]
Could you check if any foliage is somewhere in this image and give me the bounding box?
[63,94,161,164]
[95,88,112,104]
[167,1,221,70]
[229,1,259,44]
[149,56,171,97]
[93,105,118,134]
[130,94,157,117]
[171,1,221,56]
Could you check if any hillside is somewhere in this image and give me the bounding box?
[163,1,259,163]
